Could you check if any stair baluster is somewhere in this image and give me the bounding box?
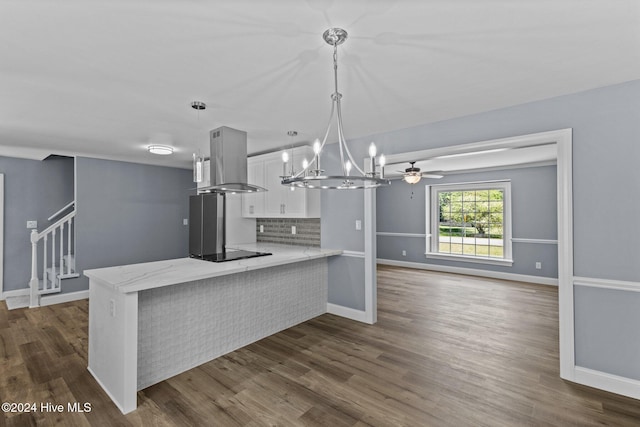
[51,225,56,290]
[59,222,64,287]
[43,235,48,291]
[67,217,72,275]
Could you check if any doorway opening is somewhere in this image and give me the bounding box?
[364,128,573,379]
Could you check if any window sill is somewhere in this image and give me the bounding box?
[425,252,514,266]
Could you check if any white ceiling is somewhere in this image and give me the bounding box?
[2,0,639,169]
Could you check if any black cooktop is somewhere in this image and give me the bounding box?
[191,250,272,263]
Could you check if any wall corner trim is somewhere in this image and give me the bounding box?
[326,303,371,324]
[573,366,640,400]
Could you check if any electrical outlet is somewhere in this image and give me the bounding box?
[402,250,407,257]
[260,225,264,233]
[109,299,116,317]
[26,220,38,229]
[291,225,296,235]
[535,262,542,269]
[355,220,362,230]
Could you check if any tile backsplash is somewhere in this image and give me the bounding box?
[256,218,320,247]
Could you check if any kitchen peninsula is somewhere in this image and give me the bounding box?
[85,243,341,414]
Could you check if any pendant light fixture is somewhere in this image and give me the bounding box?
[191,101,206,183]
[281,28,390,190]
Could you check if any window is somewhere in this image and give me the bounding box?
[426,181,512,265]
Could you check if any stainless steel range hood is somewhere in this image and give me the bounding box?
[198,126,266,194]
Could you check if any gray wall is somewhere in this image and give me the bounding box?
[321,146,367,308]
[320,79,640,380]
[574,286,640,380]
[66,157,192,293]
[376,165,558,278]
[0,155,74,292]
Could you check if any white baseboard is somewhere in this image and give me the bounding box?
[326,303,368,323]
[1,288,30,300]
[573,366,640,400]
[377,258,558,286]
[40,290,89,307]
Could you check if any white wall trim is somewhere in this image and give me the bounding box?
[442,160,557,175]
[377,258,558,286]
[326,303,368,323]
[340,250,365,258]
[574,366,640,400]
[2,288,30,300]
[511,238,558,245]
[573,276,640,293]
[425,252,514,267]
[382,129,571,165]
[377,232,427,238]
[40,290,89,307]
[556,129,574,381]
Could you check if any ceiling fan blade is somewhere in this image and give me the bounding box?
[421,173,444,179]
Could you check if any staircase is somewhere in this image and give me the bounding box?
[27,202,79,308]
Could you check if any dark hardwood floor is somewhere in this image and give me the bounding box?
[2,265,640,426]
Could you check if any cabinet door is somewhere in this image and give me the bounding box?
[263,155,287,216]
[283,185,306,216]
[242,159,265,217]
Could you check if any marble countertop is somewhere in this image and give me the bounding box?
[84,243,342,294]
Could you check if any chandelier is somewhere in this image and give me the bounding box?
[281,28,390,190]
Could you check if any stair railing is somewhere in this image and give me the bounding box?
[29,210,76,308]
[47,200,75,222]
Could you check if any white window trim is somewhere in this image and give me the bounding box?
[425,181,513,266]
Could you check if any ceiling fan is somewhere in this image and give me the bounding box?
[400,162,443,184]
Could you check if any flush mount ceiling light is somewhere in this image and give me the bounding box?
[281,28,390,190]
[148,145,174,155]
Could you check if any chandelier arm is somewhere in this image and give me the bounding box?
[337,118,347,176]
[336,101,366,176]
[292,101,336,179]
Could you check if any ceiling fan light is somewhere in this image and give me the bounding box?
[403,173,422,184]
[148,145,174,155]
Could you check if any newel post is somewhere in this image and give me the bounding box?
[29,229,39,308]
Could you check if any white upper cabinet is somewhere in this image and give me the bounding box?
[242,158,265,217]
[242,146,320,218]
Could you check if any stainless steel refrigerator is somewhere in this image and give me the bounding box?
[189,193,225,258]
